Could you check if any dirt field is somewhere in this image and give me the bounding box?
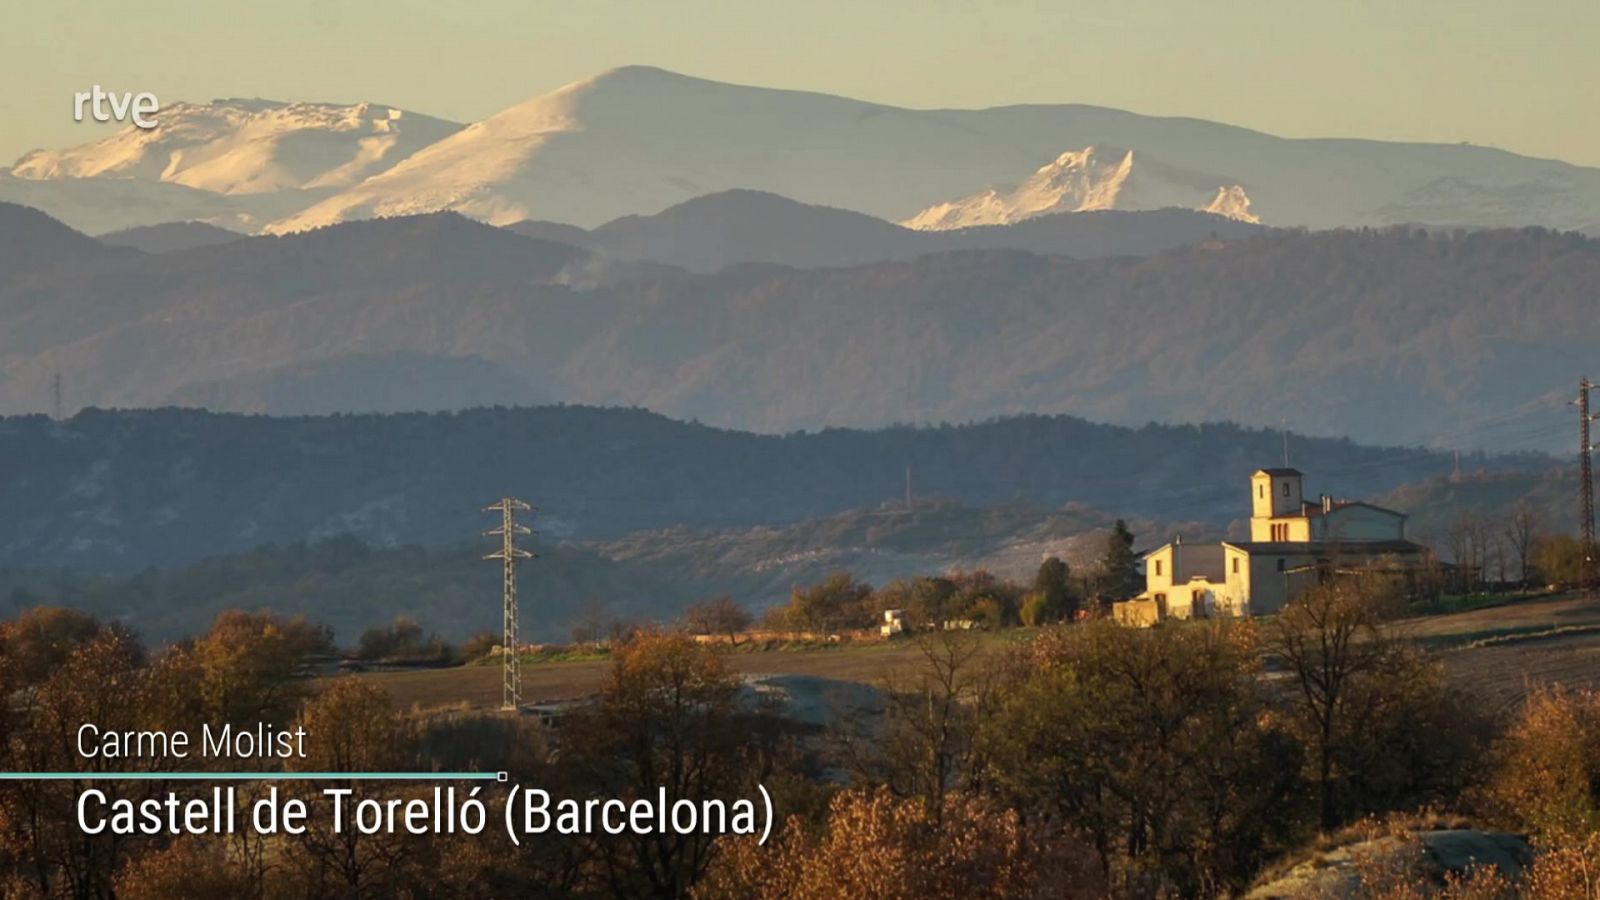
[362,637,1003,712]
[1395,592,1600,715]
[1397,592,1600,644]
[363,595,1600,715]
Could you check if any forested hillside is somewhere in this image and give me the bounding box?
[0,405,1505,571]
[2,209,1598,449]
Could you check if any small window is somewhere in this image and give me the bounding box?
[1232,558,1239,574]
[1258,485,1265,499]
[1281,481,1290,497]
[1154,560,1163,576]
[1276,558,1286,572]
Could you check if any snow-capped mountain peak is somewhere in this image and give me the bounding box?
[8,67,1600,236]
[902,145,1260,229]
[902,145,1138,230]
[902,143,1260,227]
[1203,185,1258,223]
[10,99,462,195]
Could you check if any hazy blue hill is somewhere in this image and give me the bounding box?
[97,221,244,254]
[4,205,1599,449]
[508,189,1265,273]
[0,405,1509,572]
[0,536,689,644]
[0,202,135,274]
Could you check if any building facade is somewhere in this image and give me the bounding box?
[1115,468,1425,624]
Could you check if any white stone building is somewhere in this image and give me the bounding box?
[1118,468,1425,623]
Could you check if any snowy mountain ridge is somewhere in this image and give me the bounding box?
[11,99,462,195]
[902,146,1259,230]
[6,66,1600,236]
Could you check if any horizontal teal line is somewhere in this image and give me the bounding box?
[0,772,502,781]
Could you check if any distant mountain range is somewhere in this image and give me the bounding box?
[0,202,1594,448]
[5,99,461,233]
[902,146,1258,230]
[504,189,1264,273]
[7,67,1600,235]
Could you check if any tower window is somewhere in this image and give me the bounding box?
[1154,560,1163,576]
[1281,482,1290,497]
[1276,558,1286,572]
[1232,558,1239,574]
[1258,485,1265,498]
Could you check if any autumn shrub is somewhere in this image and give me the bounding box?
[114,837,257,900]
[1484,687,1600,843]
[695,786,1102,900]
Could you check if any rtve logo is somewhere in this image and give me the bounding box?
[74,85,159,129]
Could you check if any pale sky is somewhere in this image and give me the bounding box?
[2,0,1597,168]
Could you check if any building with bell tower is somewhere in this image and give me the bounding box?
[1252,468,1308,542]
[1117,466,1425,625]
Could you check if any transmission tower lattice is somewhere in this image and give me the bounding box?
[485,498,535,710]
[1575,381,1598,598]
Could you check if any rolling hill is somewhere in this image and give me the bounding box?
[97,221,244,254]
[0,202,136,274]
[0,405,1490,572]
[504,189,1265,273]
[3,207,1598,447]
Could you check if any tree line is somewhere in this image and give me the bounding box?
[4,569,1600,896]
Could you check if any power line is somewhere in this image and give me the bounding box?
[484,497,534,711]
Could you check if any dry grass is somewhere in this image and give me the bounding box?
[359,633,1013,711]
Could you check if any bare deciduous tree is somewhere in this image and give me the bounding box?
[682,595,753,644]
[1505,500,1542,586]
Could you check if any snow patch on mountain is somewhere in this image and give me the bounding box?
[10,99,461,195]
[903,146,1258,230]
[1203,185,1259,223]
[11,67,1600,235]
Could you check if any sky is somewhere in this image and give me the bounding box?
[2,0,1597,167]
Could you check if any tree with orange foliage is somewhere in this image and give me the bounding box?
[0,606,106,687]
[188,610,332,725]
[1485,686,1600,845]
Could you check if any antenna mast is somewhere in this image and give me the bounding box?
[485,497,535,710]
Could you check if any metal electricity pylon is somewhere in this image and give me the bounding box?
[485,497,535,710]
[1575,380,1596,598]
